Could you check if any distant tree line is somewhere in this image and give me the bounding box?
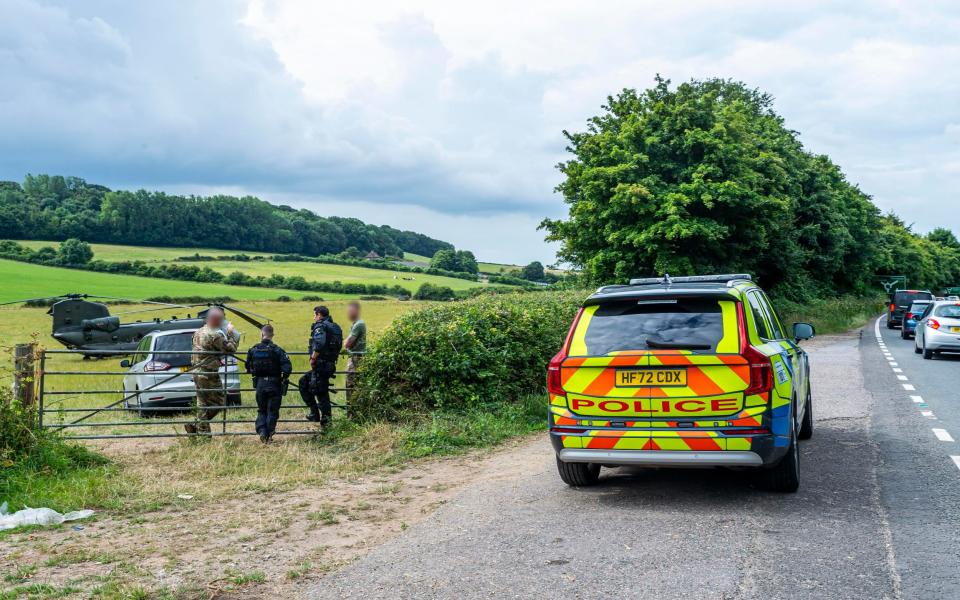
[0,174,454,258]
[541,77,960,301]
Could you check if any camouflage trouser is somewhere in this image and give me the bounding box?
[192,373,226,434]
[345,355,362,403]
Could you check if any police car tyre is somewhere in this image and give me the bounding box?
[923,339,934,360]
[914,340,922,354]
[556,457,600,487]
[762,426,800,493]
[798,391,813,440]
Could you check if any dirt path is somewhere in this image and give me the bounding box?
[1,434,550,598]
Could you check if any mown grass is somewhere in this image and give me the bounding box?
[0,259,325,303]
[9,240,488,293]
[775,294,886,335]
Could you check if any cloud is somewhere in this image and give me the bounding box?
[1,0,958,263]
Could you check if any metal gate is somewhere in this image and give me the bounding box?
[18,344,356,440]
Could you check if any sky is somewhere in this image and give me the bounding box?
[1,0,958,263]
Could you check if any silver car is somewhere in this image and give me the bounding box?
[121,328,241,415]
[914,301,960,359]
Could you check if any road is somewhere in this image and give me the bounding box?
[311,318,960,599]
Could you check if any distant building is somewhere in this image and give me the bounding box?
[364,251,381,260]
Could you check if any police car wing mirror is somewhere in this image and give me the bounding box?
[120,359,131,368]
[792,322,815,341]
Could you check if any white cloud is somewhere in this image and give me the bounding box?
[1,0,959,263]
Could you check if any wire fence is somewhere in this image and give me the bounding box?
[21,345,362,440]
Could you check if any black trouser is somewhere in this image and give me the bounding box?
[254,377,283,437]
[299,363,333,421]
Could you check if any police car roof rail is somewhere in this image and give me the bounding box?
[627,273,753,286]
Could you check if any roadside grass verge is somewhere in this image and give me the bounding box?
[0,437,126,519]
[775,294,885,335]
[3,395,547,516]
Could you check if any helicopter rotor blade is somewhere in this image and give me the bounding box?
[0,295,72,306]
[111,305,197,317]
[78,295,190,308]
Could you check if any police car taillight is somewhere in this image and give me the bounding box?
[547,351,566,396]
[928,318,941,330]
[737,302,773,396]
[743,345,773,396]
[144,361,171,372]
[547,307,584,397]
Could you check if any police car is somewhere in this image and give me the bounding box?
[547,274,815,492]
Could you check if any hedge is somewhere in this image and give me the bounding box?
[352,290,586,419]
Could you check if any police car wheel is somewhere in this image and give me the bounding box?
[923,341,934,360]
[556,457,600,487]
[798,391,813,441]
[763,425,800,493]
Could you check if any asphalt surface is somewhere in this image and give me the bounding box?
[311,320,960,599]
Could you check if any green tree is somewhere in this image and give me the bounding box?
[57,238,93,265]
[521,261,545,281]
[540,76,888,300]
[928,227,960,250]
[431,249,459,271]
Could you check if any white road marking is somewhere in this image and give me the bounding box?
[886,357,895,362]
[890,362,898,366]
[933,429,955,442]
[910,395,924,403]
[893,368,903,373]
[922,411,935,418]
[897,375,908,381]
[904,384,916,390]
[951,456,960,471]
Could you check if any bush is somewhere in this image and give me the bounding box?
[413,283,456,301]
[1,386,39,464]
[57,238,93,265]
[353,291,585,419]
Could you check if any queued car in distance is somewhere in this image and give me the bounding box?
[887,289,935,329]
[121,328,241,416]
[914,301,960,359]
[547,274,815,492]
[900,300,932,339]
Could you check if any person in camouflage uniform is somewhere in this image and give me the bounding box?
[187,307,238,435]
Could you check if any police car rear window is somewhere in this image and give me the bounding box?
[583,299,725,355]
[153,333,193,367]
[934,305,960,318]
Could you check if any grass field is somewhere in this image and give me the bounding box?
[0,259,337,303]
[10,241,485,293]
[13,240,240,263]
[0,298,421,436]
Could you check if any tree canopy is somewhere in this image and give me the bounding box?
[0,174,454,259]
[541,77,960,300]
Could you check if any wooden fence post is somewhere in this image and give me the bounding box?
[13,342,38,408]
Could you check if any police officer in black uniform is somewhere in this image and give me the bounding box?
[299,305,342,426]
[245,324,292,443]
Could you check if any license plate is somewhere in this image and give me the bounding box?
[951,327,960,333]
[179,366,190,372]
[615,368,687,387]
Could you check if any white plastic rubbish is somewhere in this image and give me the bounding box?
[0,502,95,531]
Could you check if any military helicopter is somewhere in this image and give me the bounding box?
[0,293,270,357]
